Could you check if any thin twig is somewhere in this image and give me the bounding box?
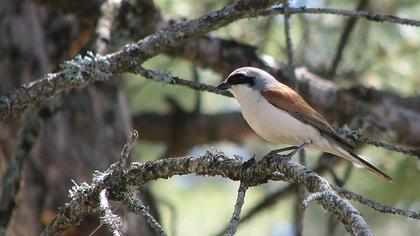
[328,0,369,80]
[295,150,306,236]
[226,182,249,236]
[192,66,202,114]
[130,66,232,97]
[282,1,297,88]
[122,192,168,236]
[334,186,420,220]
[363,138,420,160]
[339,126,420,160]
[0,110,42,231]
[99,189,125,236]
[260,6,420,27]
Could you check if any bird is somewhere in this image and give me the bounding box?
[216,66,391,181]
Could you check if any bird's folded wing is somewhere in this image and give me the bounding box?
[262,85,354,151]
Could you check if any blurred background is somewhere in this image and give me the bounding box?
[0,0,419,235]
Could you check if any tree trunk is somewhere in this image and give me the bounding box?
[0,1,158,235]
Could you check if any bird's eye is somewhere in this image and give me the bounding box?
[227,74,255,87]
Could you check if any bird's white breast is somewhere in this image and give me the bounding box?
[231,86,326,148]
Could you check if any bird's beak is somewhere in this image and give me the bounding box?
[216,81,230,90]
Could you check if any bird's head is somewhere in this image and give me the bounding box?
[216,67,278,95]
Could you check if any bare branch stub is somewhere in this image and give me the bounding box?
[117,130,139,170]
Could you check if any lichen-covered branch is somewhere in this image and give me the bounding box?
[0,0,284,119]
[42,137,392,236]
[215,154,341,236]
[362,139,420,160]
[334,186,420,220]
[99,189,124,236]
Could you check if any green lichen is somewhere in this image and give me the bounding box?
[61,51,113,85]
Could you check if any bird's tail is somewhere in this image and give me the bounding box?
[334,146,392,182]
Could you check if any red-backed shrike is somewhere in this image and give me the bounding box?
[217,67,391,181]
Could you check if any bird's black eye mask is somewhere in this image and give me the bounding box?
[226,73,255,87]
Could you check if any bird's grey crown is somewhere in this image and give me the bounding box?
[227,67,278,91]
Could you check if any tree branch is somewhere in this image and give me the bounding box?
[131,66,232,97]
[0,0,284,119]
[215,155,340,235]
[363,139,420,160]
[122,192,167,236]
[260,6,420,27]
[99,189,125,236]
[282,1,297,88]
[42,138,384,235]
[0,110,42,231]
[295,150,306,236]
[334,186,420,220]
[226,182,249,236]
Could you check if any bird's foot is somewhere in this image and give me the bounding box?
[286,142,311,157]
[268,146,298,155]
[241,155,256,170]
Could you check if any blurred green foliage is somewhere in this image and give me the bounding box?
[123,0,420,235]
